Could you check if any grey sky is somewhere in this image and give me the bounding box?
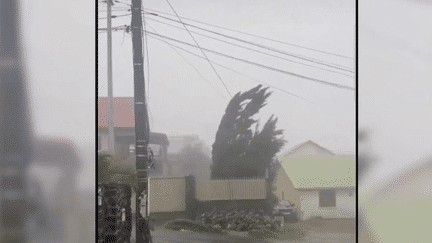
[98,0,355,155]
[21,0,95,190]
[359,0,432,193]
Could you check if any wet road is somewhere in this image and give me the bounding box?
[148,228,355,243]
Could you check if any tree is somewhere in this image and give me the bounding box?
[211,85,286,180]
[266,157,282,210]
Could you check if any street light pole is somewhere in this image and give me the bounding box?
[107,0,115,155]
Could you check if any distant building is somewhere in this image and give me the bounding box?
[98,97,212,179]
[98,97,169,177]
[280,140,355,220]
[167,135,212,181]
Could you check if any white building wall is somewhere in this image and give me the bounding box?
[299,188,356,220]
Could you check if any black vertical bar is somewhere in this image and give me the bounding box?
[0,1,32,242]
[131,0,151,242]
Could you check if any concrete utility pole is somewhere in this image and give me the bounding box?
[107,0,116,155]
[131,0,152,242]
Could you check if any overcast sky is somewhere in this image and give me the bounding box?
[98,0,356,155]
[359,0,432,195]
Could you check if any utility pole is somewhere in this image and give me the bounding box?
[131,0,152,242]
[107,0,116,155]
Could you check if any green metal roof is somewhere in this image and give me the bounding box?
[279,155,355,189]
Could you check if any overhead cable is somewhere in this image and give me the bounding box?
[146,17,353,78]
[144,7,353,60]
[146,13,354,72]
[146,23,228,99]
[164,0,232,98]
[145,31,355,91]
[149,34,314,104]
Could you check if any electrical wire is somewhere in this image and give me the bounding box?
[164,0,232,98]
[137,5,154,129]
[146,17,353,78]
[149,34,315,104]
[98,9,130,12]
[98,8,354,70]
[98,13,132,19]
[144,7,353,60]
[114,0,132,6]
[98,11,353,73]
[146,23,228,99]
[97,27,353,91]
[98,25,129,31]
[145,31,355,91]
[146,13,354,73]
[98,26,316,102]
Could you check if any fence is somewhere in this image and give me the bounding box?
[148,177,186,213]
[196,179,267,201]
[148,177,267,213]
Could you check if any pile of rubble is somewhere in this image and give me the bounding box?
[195,209,282,232]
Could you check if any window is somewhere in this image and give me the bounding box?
[319,190,336,208]
[282,191,285,200]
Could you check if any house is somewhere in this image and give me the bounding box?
[280,140,355,220]
[98,97,169,176]
[271,163,302,217]
[98,97,210,178]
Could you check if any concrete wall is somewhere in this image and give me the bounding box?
[196,179,266,201]
[298,188,356,220]
[149,177,186,213]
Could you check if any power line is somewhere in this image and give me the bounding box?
[100,11,353,72]
[146,23,229,99]
[146,17,353,78]
[114,0,132,6]
[146,13,354,72]
[144,7,353,60]
[98,25,314,103]
[98,27,354,90]
[98,13,132,19]
[142,14,153,130]
[164,0,232,98]
[145,31,354,91]
[143,11,150,101]
[149,34,314,104]
[98,12,353,73]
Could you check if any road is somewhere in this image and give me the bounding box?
[148,228,355,243]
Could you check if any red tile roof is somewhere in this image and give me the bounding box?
[98,97,135,128]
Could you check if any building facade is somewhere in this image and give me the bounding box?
[280,141,355,220]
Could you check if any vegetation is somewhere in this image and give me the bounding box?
[211,85,286,180]
[195,209,282,232]
[266,157,282,209]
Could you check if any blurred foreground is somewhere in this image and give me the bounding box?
[359,0,432,241]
